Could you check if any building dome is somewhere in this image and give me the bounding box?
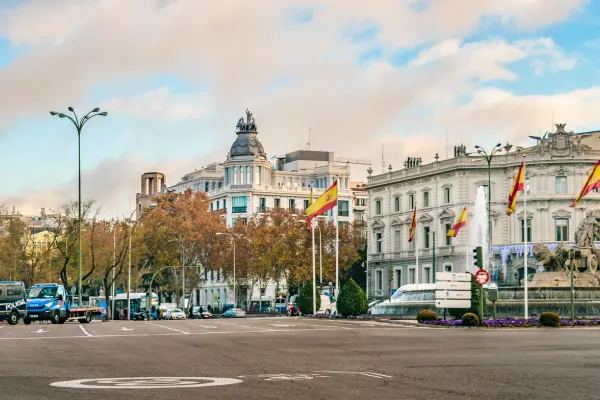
[228,109,266,159]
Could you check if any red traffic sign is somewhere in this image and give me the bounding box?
[475,270,489,285]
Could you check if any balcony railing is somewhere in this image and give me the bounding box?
[338,210,350,217]
[232,206,247,213]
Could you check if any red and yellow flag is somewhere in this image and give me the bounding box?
[408,208,417,242]
[447,206,467,237]
[571,160,600,207]
[506,161,525,216]
[306,180,338,222]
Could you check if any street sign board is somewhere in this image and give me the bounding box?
[435,290,472,300]
[436,281,471,290]
[435,272,471,282]
[436,299,471,308]
[475,270,489,285]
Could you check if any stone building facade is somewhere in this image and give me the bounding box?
[365,124,600,300]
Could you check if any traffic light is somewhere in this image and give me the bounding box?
[472,246,483,269]
[217,297,221,303]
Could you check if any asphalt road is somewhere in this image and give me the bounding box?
[1,317,599,400]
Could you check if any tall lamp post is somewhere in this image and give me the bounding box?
[217,233,236,307]
[50,107,107,306]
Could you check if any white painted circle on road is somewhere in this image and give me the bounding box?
[50,377,242,389]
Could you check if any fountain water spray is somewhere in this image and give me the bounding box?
[469,186,489,273]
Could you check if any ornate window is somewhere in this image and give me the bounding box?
[556,218,569,241]
[443,187,451,204]
[555,176,567,193]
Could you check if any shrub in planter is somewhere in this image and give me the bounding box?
[416,309,438,322]
[336,278,369,317]
[462,312,479,327]
[297,282,321,315]
[539,312,560,327]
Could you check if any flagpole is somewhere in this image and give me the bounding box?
[523,159,528,319]
[465,203,469,273]
[312,219,316,315]
[415,202,419,290]
[335,178,339,298]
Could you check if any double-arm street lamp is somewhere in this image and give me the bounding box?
[473,142,512,246]
[50,107,107,306]
[217,233,236,307]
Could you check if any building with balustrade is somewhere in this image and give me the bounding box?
[135,109,368,309]
[365,124,600,301]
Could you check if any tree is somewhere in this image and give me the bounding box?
[297,281,321,315]
[336,278,368,316]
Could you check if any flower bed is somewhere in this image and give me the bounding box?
[420,317,600,327]
[302,314,373,320]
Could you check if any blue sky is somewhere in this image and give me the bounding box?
[1,0,599,216]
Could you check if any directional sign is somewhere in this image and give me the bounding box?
[435,290,472,300]
[475,270,489,285]
[436,299,471,308]
[436,281,471,290]
[435,272,471,282]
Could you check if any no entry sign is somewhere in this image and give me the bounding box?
[475,270,489,285]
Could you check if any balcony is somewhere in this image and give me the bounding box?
[338,210,350,217]
[232,206,247,214]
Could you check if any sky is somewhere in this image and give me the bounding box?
[1,0,600,218]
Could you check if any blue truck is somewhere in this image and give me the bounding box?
[25,283,102,324]
[0,281,27,325]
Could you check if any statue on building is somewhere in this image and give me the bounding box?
[453,144,467,157]
[532,243,570,272]
[235,109,258,132]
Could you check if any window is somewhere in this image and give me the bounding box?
[289,199,295,211]
[394,197,400,212]
[375,200,382,215]
[395,270,402,288]
[409,268,415,284]
[424,267,430,284]
[444,187,451,204]
[210,203,213,211]
[223,199,227,211]
[274,198,281,208]
[224,168,229,185]
[423,191,429,207]
[356,211,364,222]
[480,184,489,201]
[521,219,532,242]
[304,199,309,209]
[241,217,248,225]
[232,196,248,213]
[216,200,220,210]
[218,182,222,189]
[555,176,567,193]
[361,198,366,206]
[556,218,569,241]
[445,223,452,245]
[259,198,266,212]
[205,182,209,192]
[424,226,430,249]
[408,194,415,210]
[444,264,452,272]
[338,200,349,217]
[212,182,216,191]
[376,232,382,253]
[376,271,383,291]
[394,229,401,252]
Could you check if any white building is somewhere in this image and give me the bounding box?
[365,124,600,300]
[138,109,368,309]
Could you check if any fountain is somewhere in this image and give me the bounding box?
[372,195,600,318]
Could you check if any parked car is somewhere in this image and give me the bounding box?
[367,300,382,314]
[165,308,186,320]
[0,281,27,325]
[192,306,213,319]
[222,308,246,318]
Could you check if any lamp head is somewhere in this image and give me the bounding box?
[68,107,74,112]
[92,107,100,113]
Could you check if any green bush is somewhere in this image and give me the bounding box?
[416,310,438,321]
[336,278,369,316]
[449,272,486,321]
[462,312,479,327]
[297,282,321,315]
[539,312,560,327]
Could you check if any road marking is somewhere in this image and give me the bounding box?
[268,324,297,327]
[50,376,243,389]
[215,322,255,329]
[239,373,330,381]
[120,327,134,331]
[0,326,408,341]
[32,328,48,334]
[146,322,189,334]
[314,370,392,379]
[197,325,218,329]
[0,326,4,329]
[79,325,92,337]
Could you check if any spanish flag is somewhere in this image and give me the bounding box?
[571,160,600,207]
[506,161,525,216]
[408,207,417,242]
[447,206,467,237]
[306,180,338,222]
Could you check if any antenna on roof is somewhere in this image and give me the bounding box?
[381,144,385,174]
[307,127,311,151]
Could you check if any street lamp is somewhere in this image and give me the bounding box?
[473,142,511,246]
[217,233,236,307]
[50,107,107,306]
